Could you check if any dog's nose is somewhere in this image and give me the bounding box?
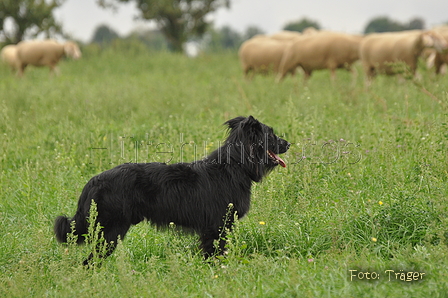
[286,142,291,150]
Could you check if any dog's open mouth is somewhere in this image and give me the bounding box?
[267,150,286,167]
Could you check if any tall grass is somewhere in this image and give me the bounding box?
[0,49,447,297]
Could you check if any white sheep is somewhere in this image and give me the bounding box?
[15,39,82,76]
[359,30,448,79]
[277,31,363,81]
[238,35,295,79]
[269,31,302,41]
[1,44,19,73]
[424,26,448,74]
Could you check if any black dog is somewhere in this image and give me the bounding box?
[54,116,289,265]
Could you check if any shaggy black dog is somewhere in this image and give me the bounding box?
[54,116,289,265]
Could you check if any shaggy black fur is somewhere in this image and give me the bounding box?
[54,116,289,265]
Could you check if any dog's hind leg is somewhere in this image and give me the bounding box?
[83,221,131,266]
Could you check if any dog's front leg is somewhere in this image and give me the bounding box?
[200,231,221,259]
[200,222,233,259]
[82,240,118,267]
[83,221,131,266]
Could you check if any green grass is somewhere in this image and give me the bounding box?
[1,49,448,297]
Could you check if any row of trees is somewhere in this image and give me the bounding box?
[364,17,425,33]
[281,16,425,35]
[90,16,427,53]
[0,0,440,53]
[91,23,268,53]
[0,0,231,51]
[91,24,169,51]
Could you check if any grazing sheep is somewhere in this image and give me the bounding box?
[302,27,319,35]
[424,27,448,74]
[15,40,82,76]
[359,30,448,79]
[277,31,363,81]
[238,35,295,79]
[1,45,19,73]
[270,30,302,41]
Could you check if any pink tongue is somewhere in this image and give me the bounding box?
[270,151,286,168]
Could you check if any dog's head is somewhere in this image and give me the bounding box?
[224,116,290,181]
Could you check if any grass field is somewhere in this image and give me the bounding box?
[1,48,447,297]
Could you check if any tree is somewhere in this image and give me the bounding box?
[219,26,242,49]
[364,16,425,34]
[243,25,264,40]
[406,17,425,30]
[91,24,119,44]
[0,0,64,44]
[283,17,321,33]
[98,0,230,53]
[202,25,241,52]
[126,27,169,51]
[364,17,403,33]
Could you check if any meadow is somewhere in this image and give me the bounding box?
[0,47,447,297]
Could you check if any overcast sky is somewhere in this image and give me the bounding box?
[54,0,448,43]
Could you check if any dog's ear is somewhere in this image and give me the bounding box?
[241,116,262,132]
[225,116,263,134]
[224,116,247,130]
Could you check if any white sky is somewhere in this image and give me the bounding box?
[54,0,448,43]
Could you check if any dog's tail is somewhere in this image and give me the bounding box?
[54,211,88,244]
[54,178,97,244]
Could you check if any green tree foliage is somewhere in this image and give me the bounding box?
[0,0,64,44]
[364,16,425,34]
[283,17,321,33]
[91,24,119,44]
[202,25,264,52]
[125,28,169,51]
[243,25,265,40]
[364,16,402,33]
[204,25,242,52]
[407,18,425,30]
[218,26,241,49]
[98,0,230,53]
